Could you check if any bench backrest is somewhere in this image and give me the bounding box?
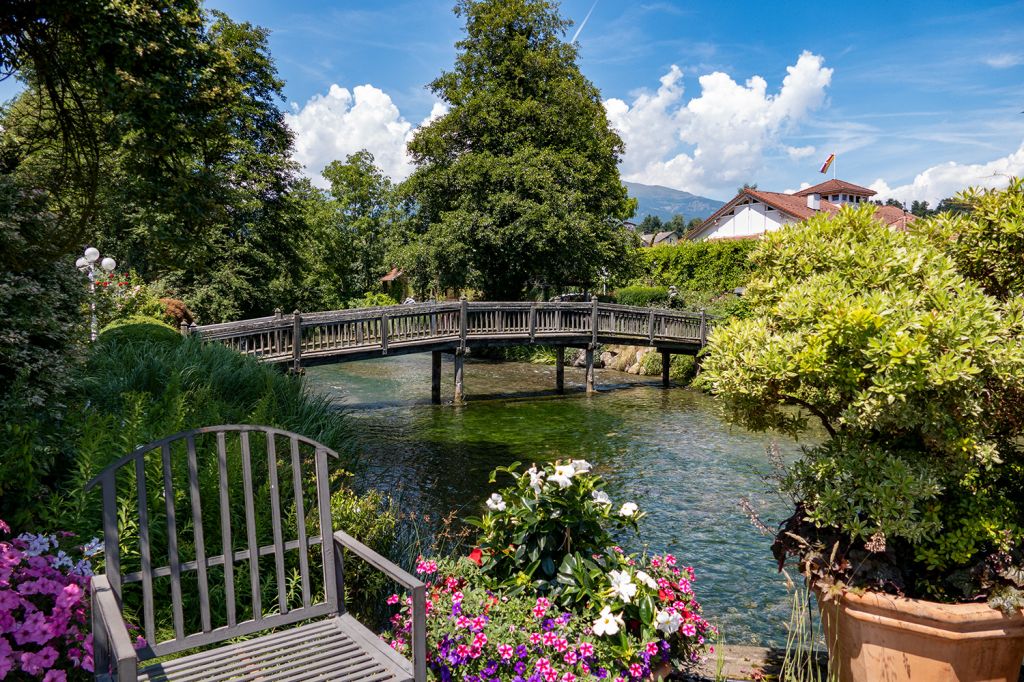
[85,425,341,659]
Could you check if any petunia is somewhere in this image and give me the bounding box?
[485,494,506,512]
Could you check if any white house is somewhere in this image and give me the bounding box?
[687,179,914,241]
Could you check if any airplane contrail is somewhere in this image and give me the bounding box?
[571,0,599,42]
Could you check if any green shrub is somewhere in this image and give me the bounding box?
[98,315,182,346]
[614,285,669,308]
[345,291,398,308]
[640,239,755,293]
[698,204,1024,603]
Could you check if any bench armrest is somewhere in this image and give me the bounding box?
[333,530,426,682]
[91,575,138,682]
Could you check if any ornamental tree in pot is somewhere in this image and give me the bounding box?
[697,190,1024,682]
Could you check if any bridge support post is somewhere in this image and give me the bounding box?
[661,350,671,388]
[585,347,595,394]
[555,347,565,394]
[431,351,442,404]
[291,309,303,374]
[454,350,465,405]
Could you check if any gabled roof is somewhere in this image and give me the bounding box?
[872,205,917,230]
[640,231,680,247]
[690,189,839,240]
[794,179,876,197]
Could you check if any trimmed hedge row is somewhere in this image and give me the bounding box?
[639,239,756,293]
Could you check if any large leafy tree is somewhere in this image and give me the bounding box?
[293,151,406,309]
[401,0,638,300]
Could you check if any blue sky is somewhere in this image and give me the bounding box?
[10,1,1024,203]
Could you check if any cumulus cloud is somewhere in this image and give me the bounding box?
[869,141,1024,206]
[604,51,832,197]
[285,84,447,186]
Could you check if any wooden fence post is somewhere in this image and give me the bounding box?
[648,309,656,345]
[459,296,468,352]
[699,310,707,346]
[529,303,537,342]
[180,321,190,336]
[274,308,283,354]
[292,310,302,373]
[591,295,599,347]
[454,350,465,405]
[585,347,595,395]
[381,312,389,356]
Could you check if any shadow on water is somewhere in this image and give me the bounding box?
[305,353,818,647]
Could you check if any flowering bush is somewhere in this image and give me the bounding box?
[384,462,714,679]
[465,461,644,595]
[383,555,713,681]
[0,519,100,680]
[92,269,163,329]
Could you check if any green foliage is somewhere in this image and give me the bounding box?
[614,285,669,308]
[98,315,182,346]
[400,0,639,299]
[345,292,399,309]
[92,269,165,328]
[330,486,400,622]
[912,177,1024,302]
[698,204,1024,599]
[293,153,408,310]
[0,176,86,527]
[639,239,756,294]
[465,460,642,597]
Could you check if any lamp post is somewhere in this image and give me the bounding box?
[75,246,116,341]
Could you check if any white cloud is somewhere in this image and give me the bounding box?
[285,84,447,186]
[604,51,832,197]
[984,54,1023,69]
[786,145,816,160]
[869,140,1024,206]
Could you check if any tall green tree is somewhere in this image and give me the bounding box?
[294,151,406,309]
[401,0,638,300]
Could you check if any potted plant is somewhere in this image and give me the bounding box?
[697,186,1024,682]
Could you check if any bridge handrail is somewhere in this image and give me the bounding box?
[194,301,709,338]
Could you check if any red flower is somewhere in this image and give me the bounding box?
[658,588,676,602]
[467,547,483,566]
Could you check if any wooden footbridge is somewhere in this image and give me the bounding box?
[189,298,709,404]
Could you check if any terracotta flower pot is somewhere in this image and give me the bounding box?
[816,588,1024,682]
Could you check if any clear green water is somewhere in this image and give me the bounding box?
[305,353,812,646]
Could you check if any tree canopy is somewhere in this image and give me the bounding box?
[401,0,638,299]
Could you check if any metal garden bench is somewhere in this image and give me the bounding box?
[86,424,426,681]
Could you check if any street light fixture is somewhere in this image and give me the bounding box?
[77,246,117,341]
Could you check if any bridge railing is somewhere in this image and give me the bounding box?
[192,300,710,366]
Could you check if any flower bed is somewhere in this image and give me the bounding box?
[0,520,100,680]
[381,462,715,680]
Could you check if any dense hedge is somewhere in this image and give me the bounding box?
[639,239,756,292]
[613,285,669,307]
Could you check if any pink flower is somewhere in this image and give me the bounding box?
[665,554,677,567]
[19,646,58,675]
[44,669,68,682]
[542,631,558,647]
[529,632,542,645]
[470,615,487,631]
[682,623,697,637]
[629,663,644,677]
[456,644,470,657]
[563,650,578,665]
[535,657,551,672]
[645,641,659,655]
[386,593,400,605]
[472,633,488,648]
[553,637,568,652]
[498,643,514,660]
[543,669,559,682]
[562,673,577,682]
[578,641,594,658]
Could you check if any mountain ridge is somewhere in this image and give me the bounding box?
[624,181,724,222]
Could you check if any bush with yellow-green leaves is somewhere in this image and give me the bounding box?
[697,193,1024,608]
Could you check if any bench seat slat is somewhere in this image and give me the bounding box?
[137,617,409,682]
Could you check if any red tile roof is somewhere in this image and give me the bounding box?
[794,179,876,197]
[380,267,404,282]
[690,183,914,241]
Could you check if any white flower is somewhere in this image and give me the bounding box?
[592,605,624,636]
[619,502,639,518]
[608,569,638,603]
[527,466,545,494]
[486,493,506,512]
[571,459,592,474]
[655,609,682,634]
[548,464,576,489]
[591,490,611,505]
[635,570,658,589]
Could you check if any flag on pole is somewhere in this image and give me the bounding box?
[819,152,835,174]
